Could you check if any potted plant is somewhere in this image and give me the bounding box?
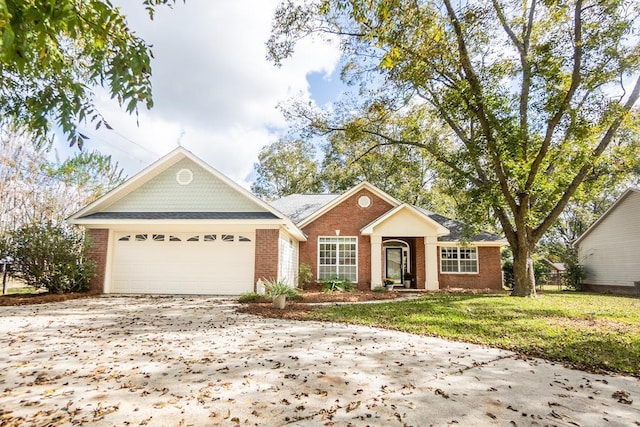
[403,272,413,289]
[263,278,296,309]
[384,277,395,291]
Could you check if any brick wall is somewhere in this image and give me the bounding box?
[300,189,394,290]
[86,228,108,294]
[437,246,503,290]
[254,229,279,288]
[413,237,426,290]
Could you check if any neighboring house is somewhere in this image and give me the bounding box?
[69,148,506,295]
[575,188,640,295]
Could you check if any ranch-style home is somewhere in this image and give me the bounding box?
[575,188,640,295]
[69,148,506,294]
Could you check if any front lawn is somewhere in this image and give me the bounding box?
[294,292,640,376]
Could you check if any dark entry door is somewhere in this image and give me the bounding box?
[385,248,403,283]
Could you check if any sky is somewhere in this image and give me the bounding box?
[52,0,343,187]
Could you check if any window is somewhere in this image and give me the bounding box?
[238,235,251,242]
[135,234,148,241]
[221,234,234,242]
[440,246,478,273]
[318,237,357,282]
[152,234,165,241]
[203,234,216,242]
[118,235,130,241]
[187,235,200,242]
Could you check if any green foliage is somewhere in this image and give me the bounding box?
[7,224,95,294]
[251,139,323,200]
[268,0,640,297]
[558,247,589,291]
[372,286,387,292]
[302,293,640,375]
[321,277,355,293]
[239,292,267,303]
[297,263,313,290]
[263,279,302,300]
[0,1,175,146]
[501,260,514,290]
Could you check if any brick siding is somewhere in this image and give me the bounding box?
[300,189,394,290]
[437,246,503,290]
[254,229,279,288]
[86,228,108,294]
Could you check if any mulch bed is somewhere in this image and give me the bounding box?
[0,292,97,306]
[237,290,403,319]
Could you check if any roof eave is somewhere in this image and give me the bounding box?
[574,188,640,246]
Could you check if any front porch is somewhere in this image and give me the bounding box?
[360,204,450,290]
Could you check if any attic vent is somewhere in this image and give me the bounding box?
[358,195,371,208]
[176,168,193,185]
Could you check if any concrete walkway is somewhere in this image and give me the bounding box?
[0,296,638,426]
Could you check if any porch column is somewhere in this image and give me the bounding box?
[370,235,383,289]
[424,236,439,290]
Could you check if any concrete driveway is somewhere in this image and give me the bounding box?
[0,296,638,426]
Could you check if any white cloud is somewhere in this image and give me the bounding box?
[53,0,341,187]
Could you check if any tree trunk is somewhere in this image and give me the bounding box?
[511,245,537,297]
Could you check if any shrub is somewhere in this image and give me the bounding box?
[263,279,302,300]
[239,292,265,303]
[321,277,355,293]
[7,224,95,293]
[297,263,313,290]
[502,260,515,289]
[372,285,387,292]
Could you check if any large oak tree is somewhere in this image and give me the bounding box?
[268,0,640,296]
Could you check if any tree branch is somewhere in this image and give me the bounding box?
[532,73,640,242]
[525,0,583,192]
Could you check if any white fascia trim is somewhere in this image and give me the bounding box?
[360,203,450,236]
[298,182,402,228]
[74,219,307,241]
[67,147,306,240]
[574,187,639,246]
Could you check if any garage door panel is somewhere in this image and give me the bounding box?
[112,232,255,295]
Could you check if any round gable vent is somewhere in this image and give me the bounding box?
[176,168,193,185]
[358,195,371,208]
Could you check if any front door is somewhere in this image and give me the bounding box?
[385,247,403,283]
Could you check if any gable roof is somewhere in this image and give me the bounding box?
[68,147,305,240]
[271,184,505,244]
[574,188,640,246]
[279,182,402,228]
[361,204,450,236]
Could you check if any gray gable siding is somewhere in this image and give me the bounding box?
[104,158,267,213]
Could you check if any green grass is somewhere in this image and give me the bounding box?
[301,291,640,376]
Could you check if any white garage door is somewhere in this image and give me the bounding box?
[111,232,255,295]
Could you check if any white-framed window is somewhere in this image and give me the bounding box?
[440,246,478,273]
[318,236,358,282]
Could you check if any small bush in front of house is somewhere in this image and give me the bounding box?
[297,263,313,290]
[372,285,387,292]
[7,223,95,294]
[321,277,355,293]
[263,279,302,300]
[239,292,266,303]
